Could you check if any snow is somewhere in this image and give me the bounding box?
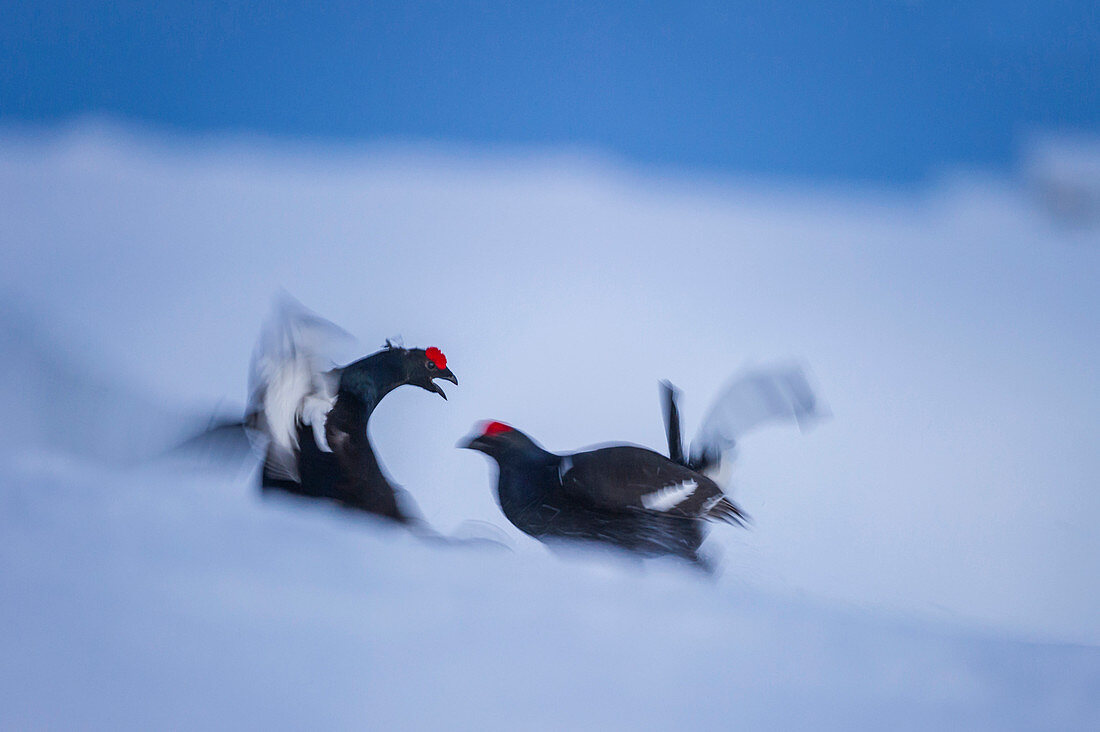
[1,122,1099,729]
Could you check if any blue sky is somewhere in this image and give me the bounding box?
[3,1,1097,182]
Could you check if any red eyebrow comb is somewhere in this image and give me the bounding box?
[426,347,447,370]
[482,421,513,436]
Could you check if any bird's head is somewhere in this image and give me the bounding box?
[338,343,458,403]
[458,421,543,460]
[401,345,458,399]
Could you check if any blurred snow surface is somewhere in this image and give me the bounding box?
[1,123,1099,729]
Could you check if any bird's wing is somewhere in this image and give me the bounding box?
[559,446,742,523]
[168,416,252,463]
[690,364,825,471]
[246,293,351,481]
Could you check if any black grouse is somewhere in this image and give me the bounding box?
[460,421,745,566]
[247,297,457,522]
[462,365,823,566]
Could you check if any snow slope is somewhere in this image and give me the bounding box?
[2,448,1097,730]
[1,123,1098,729]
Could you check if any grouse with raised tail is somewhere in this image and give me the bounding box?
[462,365,823,565]
[460,421,744,566]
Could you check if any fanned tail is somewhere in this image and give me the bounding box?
[705,496,749,527]
[659,380,686,465]
[691,363,827,474]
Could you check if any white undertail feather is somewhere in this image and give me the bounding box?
[701,494,725,513]
[691,364,826,475]
[701,459,731,488]
[246,295,350,481]
[641,479,698,511]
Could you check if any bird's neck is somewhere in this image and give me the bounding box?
[495,452,558,515]
[339,351,407,417]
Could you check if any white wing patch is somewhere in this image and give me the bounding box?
[641,479,698,511]
[298,373,340,452]
[247,295,349,481]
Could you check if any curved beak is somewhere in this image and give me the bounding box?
[429,368,458,400]
[457,430,487,451]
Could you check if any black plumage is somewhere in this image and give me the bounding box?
[660,379,687,466]
[247,301,457,523]
[461,422,744,566]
